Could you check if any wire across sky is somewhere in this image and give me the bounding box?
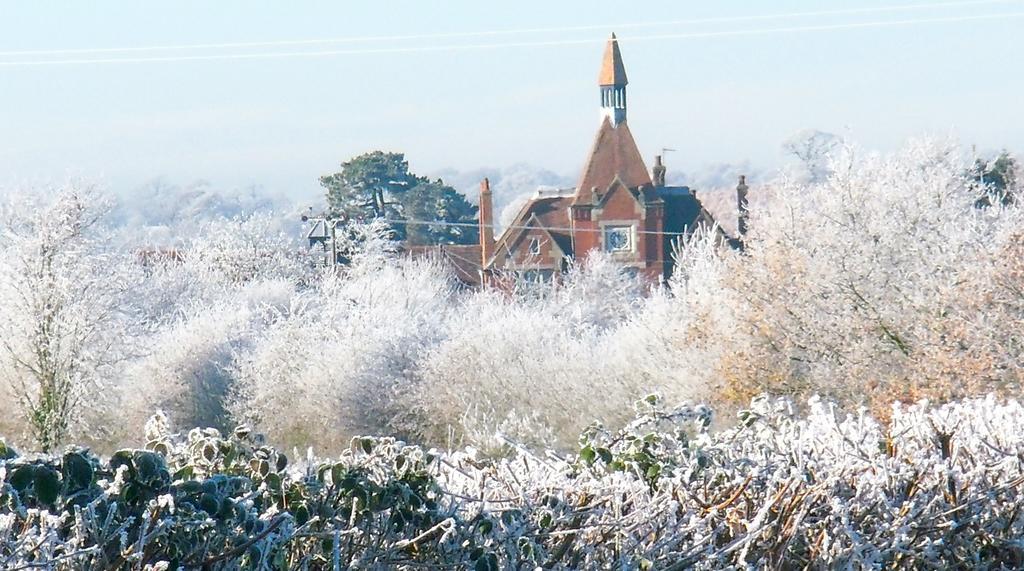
[1,0,1022,67]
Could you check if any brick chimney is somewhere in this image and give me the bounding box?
[736,175,750,236]
[652,155,666,187]
[479,178,495,267]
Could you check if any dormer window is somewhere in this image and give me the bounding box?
[529,237,542,256]
[604,225,633,253]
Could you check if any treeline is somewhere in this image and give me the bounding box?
[0,141,1020,456]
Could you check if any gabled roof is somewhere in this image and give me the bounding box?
[506,212,570,262]
[598,34,628,86]
[307,219,330,242]
[488,194,574,267]
[593,174,659,210]
[574,117,652,205]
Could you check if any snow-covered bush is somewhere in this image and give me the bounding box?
[228,225,457,450]
[122,280,297,435]
[3,396,1024,569]
[409,252,696,451]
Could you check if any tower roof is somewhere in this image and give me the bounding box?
[574,116,651,204]
[598,33,628,86]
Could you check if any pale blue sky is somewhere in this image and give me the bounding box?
[1,0,1022,199]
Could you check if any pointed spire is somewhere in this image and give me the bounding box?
[598,33,628,86]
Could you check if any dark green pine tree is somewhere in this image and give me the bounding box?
[321,151,413,239]
[320,151,478,245]
[972,151,1018,208]
[403,176,479,245]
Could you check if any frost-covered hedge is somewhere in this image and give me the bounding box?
[3,395,1024,569]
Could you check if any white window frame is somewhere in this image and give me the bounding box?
[528,237,542,256]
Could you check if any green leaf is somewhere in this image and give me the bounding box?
[135,452,162,482]
[331,464,345,487]
[62,452,93,491]
[33,466,60,504]
[539,512,553,529]
[179,480,202,495]
[295,503,310,525]
[579,445,596,465]
[199,493,220,514]
[266,472,282,492]
[174,465,194,481]
[475,552,499,571]
[9,465,33,491]
[220,446,236,468]
[597,447,613,464]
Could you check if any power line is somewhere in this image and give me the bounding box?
[383,218,700,238]
[0,0,1014,57]
[2,10,1022,67]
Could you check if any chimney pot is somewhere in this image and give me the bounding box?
[652,155,667,187]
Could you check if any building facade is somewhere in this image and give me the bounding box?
[479,34,731,284]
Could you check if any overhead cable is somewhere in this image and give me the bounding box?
[0,0,1015,57]
[2,11,1022,67]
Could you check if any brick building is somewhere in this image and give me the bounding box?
[478,34,732,284]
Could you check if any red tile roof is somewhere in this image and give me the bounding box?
[574,118,652,205]
[489,195,575,266]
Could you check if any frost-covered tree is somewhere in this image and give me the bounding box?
[712,140,1024,409]
[781,128,842,183]
[0,186,136,451]
[183,212,311,289]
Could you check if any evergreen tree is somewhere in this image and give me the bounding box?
[403,176,479,245]
[320,151,478,245]
[321,151,412,231]
[972,151,1018,207]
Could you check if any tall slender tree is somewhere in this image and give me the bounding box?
[0,187,131,451]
